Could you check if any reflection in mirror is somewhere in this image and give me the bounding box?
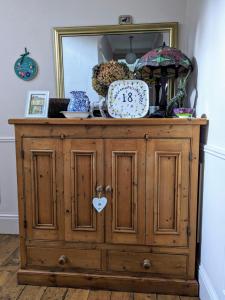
[54,24,178,105]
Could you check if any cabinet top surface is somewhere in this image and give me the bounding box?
[8,118,208,126]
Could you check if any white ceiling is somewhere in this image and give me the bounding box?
[106,32,168,56]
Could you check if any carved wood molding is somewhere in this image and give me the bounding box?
[71,150,97,231]
[154,151,181,235]
[31,150,57,230]
[112,151,138,233]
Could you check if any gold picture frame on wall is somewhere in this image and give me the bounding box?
[53,22,178,99]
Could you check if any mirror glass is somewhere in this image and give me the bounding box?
[54,24,178,104]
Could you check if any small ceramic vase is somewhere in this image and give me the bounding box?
[67,91,90,112]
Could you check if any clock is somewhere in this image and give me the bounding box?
[107,80,149,118]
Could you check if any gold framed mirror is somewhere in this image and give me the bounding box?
[53,22,178,102]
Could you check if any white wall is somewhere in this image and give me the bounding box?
[0,0,187,233]
[184,0,225,299]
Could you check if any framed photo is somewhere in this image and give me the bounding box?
[119,15,133,25]
[25,91,49,118]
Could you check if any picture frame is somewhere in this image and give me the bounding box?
[118,15,133,25]
[25,91,49,118]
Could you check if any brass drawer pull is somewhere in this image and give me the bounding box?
[143,259,151,269]
[58,255,67,265]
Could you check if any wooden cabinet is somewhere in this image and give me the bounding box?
[9,118,207,296]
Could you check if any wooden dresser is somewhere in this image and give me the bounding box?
[9,118,207,296]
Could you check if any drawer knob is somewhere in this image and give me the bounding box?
[105,185,112,193]
[58,255,67,265]
[143,259,151,269]
[96,185,103,193]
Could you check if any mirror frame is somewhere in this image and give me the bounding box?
[53,22,178,98]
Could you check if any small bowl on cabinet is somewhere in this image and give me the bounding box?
[60,111,89,119]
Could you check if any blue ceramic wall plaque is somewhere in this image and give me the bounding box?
[14,48,38,81]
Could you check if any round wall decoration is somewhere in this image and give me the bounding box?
[14,48,38,81]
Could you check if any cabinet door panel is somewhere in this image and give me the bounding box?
[64,139,104,242]
[23,138,63,240]
[105,139,145,244]
[146,139,190,247]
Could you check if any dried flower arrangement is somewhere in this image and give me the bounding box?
[92,60,133,97]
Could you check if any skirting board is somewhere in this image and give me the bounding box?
[0,214,19,234]
[18,269,199,296]
[203,144,225,160]
[199,265,219,300]
[0,137,15,143]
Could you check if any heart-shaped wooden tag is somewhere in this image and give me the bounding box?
[92,197,107,213]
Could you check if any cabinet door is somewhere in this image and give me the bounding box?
[146,139,190,247]
[64,139,104,242]
[105,139,145,244]
[23,138,63,241]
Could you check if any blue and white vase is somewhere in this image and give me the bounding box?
[67,91,90,112]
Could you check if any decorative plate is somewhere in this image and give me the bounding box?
[107,80,149,118]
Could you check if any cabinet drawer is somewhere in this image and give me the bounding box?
[27,247,101,270]
[107,251,187,277]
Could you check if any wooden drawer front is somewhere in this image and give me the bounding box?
[107,251,187,277]
[27,247,101,270]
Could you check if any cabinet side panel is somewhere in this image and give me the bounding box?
[15,127,26,267]
[188,125,201,279]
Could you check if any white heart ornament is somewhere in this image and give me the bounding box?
[92,197,107,213]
